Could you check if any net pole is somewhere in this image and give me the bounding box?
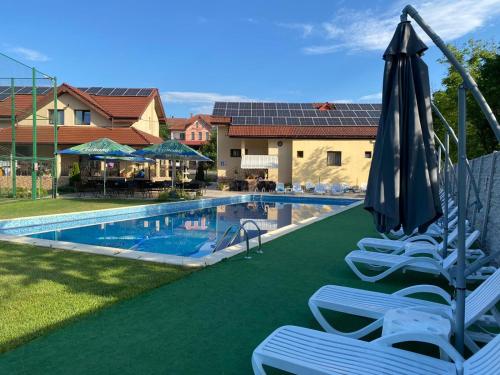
[53,77,58,198]
[31,67,38,200]
[10,78,16,198]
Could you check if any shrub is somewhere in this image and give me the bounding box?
[157,188,192,202]
[69,162,81,186]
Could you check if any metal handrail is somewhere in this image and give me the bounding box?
[240,220,263,254]
[212,221,264,259]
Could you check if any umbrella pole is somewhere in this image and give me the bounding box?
[172,160,175,189]
[104,158,107,196]
[455,84,467,355]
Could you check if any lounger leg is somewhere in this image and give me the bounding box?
[251,354,266,375]
[308,299,384,338]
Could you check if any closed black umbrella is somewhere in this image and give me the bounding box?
[364,21,442,235]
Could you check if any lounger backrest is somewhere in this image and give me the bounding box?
[277,183,284,190]
[465,268,500,326]
[439,228,459,249]
[465,230,480,250]
[464,333,500,374]
[442,250,458,270]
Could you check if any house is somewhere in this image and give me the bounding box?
[0,83,167,186]
[165,114,215,148]
[212,101,380,187]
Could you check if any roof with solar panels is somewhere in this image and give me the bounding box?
[211,101,381,139]
[0,83,166,123]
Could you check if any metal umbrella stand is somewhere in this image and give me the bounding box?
[399,5,500,354]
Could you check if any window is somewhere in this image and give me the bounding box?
[297,151,304,158]
[49,110,64,125]
[327,151,342,166]
[230,149,241,157]
[191,132,195,140]
[198,132,203,140]
[179,132,185,140]
[75,110,91,125]
[206,132,210,140]
[365,151,372,158]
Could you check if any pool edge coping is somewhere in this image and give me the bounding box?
[0,198,364,267]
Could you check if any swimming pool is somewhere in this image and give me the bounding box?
[0,195,359,266]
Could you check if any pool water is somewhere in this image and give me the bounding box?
[28,201,340,257]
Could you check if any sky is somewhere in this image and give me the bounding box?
[1,0,499,117]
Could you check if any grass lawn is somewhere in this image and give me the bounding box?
[0,198,155,220]
[0,206,450,374]
[0,241,192,353]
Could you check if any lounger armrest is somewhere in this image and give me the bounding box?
[373,332,464,369]
[406,235,439,245]
[393,285,452,305]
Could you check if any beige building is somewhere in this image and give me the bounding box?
[0,83,167,185]
[213,101,379,187]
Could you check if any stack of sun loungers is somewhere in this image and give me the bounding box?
[251,193,500,374]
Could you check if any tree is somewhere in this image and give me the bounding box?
[433,40,499,160]
[68,162,81,186]
[159,123,170,140]
[199,129,217,166]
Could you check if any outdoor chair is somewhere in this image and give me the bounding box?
[291,182,303,194]
[305,181,315,192]
[308,267,500,353]
[314,183,326,194]
[252,325,500,374]
[275,182,286,193]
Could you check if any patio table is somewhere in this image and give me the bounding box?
[382,308,451,359]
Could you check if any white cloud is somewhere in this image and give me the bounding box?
[190,104,215,114]
[277,22,314,38]
[162,91,255,103]
[10,47,49,62]
[359,92,382,101]
[331,99,353,103]
[303,0,500,55]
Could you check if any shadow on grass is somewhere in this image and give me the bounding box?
[0,241,193,353]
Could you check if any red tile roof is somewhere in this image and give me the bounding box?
[227,125,378,139]
[0,83,166,123]
[165,114,230,131]
[0,126,163,146]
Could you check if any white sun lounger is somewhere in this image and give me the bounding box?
[314,183,326,194]
[252,325,500,375]
[308,268,500,352]
[292,182,303,194]
[275,182,286,193]
[358,227,461,254]
[305,181,315,192]
[345,231,484,283]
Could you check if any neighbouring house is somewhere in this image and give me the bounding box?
[165,114,216,148]
[213,101,380,187]
[0,83,168,187]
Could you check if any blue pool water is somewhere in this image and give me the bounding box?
[27,199,348,257]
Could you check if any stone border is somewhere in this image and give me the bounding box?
[0,196,362,267]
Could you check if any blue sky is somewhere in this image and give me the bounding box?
[1,0,499,117]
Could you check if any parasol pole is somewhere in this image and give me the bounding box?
[103,158,107,196]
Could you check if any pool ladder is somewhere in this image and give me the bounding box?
[213,220,263,259]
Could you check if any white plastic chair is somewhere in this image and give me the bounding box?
[308,268,500,352]
[252,325,500,375]
[291,182,303,194]
[305,181,314,192]
[275,182,285,193]
[314,183,326,194]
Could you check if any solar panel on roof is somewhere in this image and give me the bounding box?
[252,109,264,117]
[212,108,225,116]
[123,88,142,96]
[264,109,277,117]
[370,110,381,118]
[0,93,10,101]
[277,109,290,117]
[251,103,264,110]
[232,117,245,125]
[276,103,288,109]
[290,109,303,117]
[137,88,153,96]
[97,88,114,96]
[273,117,286,125]
[109,88,127,96]
[86,87,101,94]
[227,103,239,109]
[240,102,251,110]
[213,102,225,109]
[354,110,369,118]
[239,109,251,116]
[288,103,301,109]
[300,117,314,126]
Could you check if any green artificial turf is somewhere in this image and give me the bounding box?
[0,242,191,354]
[0,206,449,374]
[0,199,154,220]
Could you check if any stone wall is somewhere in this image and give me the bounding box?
[464,151,499,255]
[0,176,70,191]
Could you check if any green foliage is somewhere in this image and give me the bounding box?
[68,162,81,186]
[199,130,217,166]
[433,40,499,159]
[157,188,193,202]
[0,187,49,199]
[159,123,170,140]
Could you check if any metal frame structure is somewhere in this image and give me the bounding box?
[0,52,58,199]
[401,4,500,354]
